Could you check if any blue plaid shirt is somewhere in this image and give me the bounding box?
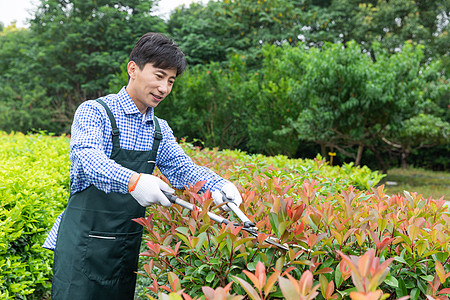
[43,87,226,250]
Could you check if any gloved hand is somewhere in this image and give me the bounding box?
[211,182,242,211]
[129,173,174,207]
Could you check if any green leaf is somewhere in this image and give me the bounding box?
[308,215,318,232]
[247,262,258,271]
[384,275,398,287]
[168,293,183,300]
[319,274,328,297]
[416,279,428,295]
[396,278,408,297]
[226,236,233,254]
[175,233,191,249]
[422,250,440,258]
[235,237,254,248]
[393,256,408,265]
[175,227,189,235]
[194,232,207,251]
[269,213,279,237]
[206,271,216,283]
[409,288,420,300]
[335,263,343,288]
[279,221,290,236]
[275,256,285,272]
[419,275,434,281]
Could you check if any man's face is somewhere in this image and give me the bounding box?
[126,61,177,114]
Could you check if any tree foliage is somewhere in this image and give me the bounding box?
[0,0,448,170]
[0,0,166,132]
[286,41,448,170]
[167,0,307,66]
[0,26,52,133]
[154,41,448,170]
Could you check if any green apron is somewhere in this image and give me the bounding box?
[52,99,162,299]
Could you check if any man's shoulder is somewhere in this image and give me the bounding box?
[153,115,170,130]
[74,98,113,123]
[97,93,120,109]
[77,98,106,111]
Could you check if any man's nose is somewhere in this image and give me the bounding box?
[158,82,169,94]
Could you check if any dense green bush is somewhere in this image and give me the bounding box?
[0,132,70,299]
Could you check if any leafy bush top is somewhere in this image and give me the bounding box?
[136,144,450,299]
[0,132,70,298]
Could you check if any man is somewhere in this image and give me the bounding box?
[46,32,242,299]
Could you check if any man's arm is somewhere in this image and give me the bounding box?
[156,119,227,192]
[70,101,134,194]
[156,120,242,210]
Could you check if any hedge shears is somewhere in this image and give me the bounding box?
[163,191,288,251]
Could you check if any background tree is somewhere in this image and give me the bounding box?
[167,0,308,66]
[383,114,450,169]
[286,41,446,171]
[156,56,258,151]
[0,25,51,132]
[304,0,449,59]
[9,0,166,132]
[0,0,448,170]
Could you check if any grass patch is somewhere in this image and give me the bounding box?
[382,167,450,200]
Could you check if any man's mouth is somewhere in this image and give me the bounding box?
[151,93,163,101]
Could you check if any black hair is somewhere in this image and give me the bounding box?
[129,32,187,76]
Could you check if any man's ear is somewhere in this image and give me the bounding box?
[127,61,137,80]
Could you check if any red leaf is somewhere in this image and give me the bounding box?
[368,230,380,247]
[315,268,333,275]
[378,237,394,252]
[192,180,207,193]
[294,223,305,236]
[292,205,305,221]
[145,241,161,256]
[326,281,336,298]
[281,266,296,277]
[439,288,450,295]
[357,249,375,278]
[174,240,181,256]
[171,277,179,292]
[223,282,233,294]
[202,286,215,300]
[349,291,383,300]
[148,278,159,293]
[243,269,262,291]
[182,292,194,300]
[436,260,446,284]
[299,270,313,295]
[255,261,267,289]
[160,285,172,293]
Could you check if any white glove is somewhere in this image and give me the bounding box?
[211,182,242,211]
[130,174,174,207]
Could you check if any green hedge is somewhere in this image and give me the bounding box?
[0,132,69,299]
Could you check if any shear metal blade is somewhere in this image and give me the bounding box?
[241,227,289,251]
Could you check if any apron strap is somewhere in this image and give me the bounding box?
[147,117,162,173]
[95,98,120,149]
[95,98,162,174]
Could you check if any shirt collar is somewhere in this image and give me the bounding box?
[118,86,154,123]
